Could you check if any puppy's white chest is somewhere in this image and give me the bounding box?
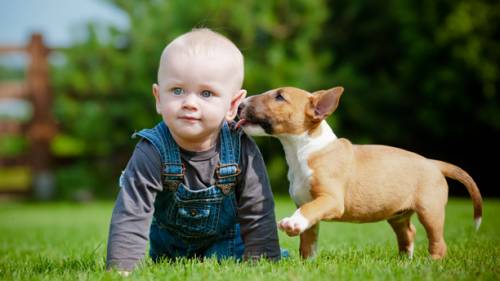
[287,157,313,206]
[279,121,337,207]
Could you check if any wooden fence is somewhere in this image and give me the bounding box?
[0,34,57,199]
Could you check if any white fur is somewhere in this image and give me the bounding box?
[308,241,319,259]
[475,217,482,231]
[408,242,414,258]
[279,209,310,233]
[242,124,269,136]
[277,121,337,206]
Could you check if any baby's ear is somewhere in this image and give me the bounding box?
[226,89,247,121]
[152,83,161,114]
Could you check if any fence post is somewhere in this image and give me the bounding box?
[27,34,56,200]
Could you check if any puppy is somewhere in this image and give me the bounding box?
[236,86,482,259]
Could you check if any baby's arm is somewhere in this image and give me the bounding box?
[236,135,281,260]
[106,140,162,272]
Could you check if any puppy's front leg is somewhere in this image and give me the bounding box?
[279,195,344,236]
[300,223,319,259]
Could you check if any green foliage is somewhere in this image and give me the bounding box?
[324,0,500,143]
[51,134,85,157]
[51,0,500,197]
[0,166,30,191]
[0,64,24,81]
[0,135,27,157]
[54,162,99,199]
[0,198,499,280]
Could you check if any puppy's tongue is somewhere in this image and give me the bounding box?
[235,119,248,129]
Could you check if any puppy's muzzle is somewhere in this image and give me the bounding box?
[237,103,245,117]
[235,101,273,134]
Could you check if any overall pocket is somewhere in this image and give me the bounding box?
[173,185,224,238]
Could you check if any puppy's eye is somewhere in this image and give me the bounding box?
[275,93,285,101]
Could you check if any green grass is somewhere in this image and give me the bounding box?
[0,197,499,280]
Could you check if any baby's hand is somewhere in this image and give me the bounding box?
[117,271,131,277]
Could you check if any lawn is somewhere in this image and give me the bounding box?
[0,197,499,280]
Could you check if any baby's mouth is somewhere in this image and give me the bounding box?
[179,116,200,122]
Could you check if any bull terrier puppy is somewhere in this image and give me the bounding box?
[236,86,482,259]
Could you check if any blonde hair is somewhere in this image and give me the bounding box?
[158,28,244,90]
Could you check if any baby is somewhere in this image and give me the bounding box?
[106,28,281,275]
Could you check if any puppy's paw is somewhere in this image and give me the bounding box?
[278,210,310,236]
[278,217,302,236]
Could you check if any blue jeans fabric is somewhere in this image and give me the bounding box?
[149,183,244,261]
[149,220,244,261]
[134,121,244,261]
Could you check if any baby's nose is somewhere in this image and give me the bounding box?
[182,93,199,110]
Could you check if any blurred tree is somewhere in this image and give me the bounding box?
[323,0,500,196]
[52,0,499,198]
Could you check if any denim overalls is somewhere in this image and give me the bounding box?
[133,121,244,261]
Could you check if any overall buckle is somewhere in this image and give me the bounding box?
[162,163,185,191]
[215,163,241,179]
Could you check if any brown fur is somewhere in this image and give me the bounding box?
[238,86,483,260]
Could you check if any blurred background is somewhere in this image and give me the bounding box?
[0,0,499,201]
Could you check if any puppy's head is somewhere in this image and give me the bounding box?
[237,86,344,136]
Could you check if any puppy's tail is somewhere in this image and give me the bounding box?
[431,160,483,231]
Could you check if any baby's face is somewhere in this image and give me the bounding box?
[153,52,244,150]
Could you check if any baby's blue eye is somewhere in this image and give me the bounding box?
[201,90,213,98]
[173,88,184,95]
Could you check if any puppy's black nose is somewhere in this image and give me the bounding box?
[237,103,245,116]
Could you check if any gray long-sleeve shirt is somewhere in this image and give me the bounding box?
[106,133,280,270]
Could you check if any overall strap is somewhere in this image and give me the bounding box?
[133,121,184,191]
[216,121,242,194]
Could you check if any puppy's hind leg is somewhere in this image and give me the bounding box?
[387,212,416,258]
[416,206,447,259]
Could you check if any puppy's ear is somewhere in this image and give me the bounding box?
[308,87,344,122]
